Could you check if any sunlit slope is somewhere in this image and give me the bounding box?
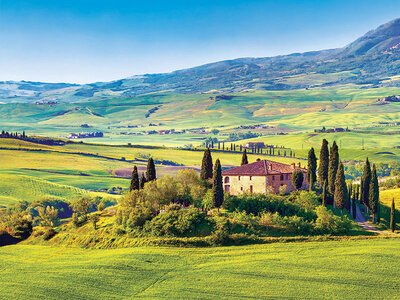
[0,239,399,299]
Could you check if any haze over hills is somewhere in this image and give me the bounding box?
[2,18,400,103]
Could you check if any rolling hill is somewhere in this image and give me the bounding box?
[2,18,400,103]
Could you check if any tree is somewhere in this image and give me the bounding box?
[318,139,329,185]
[328,141,339,194]
[146,158,156,182]
[70,197,92,218]
[307,147,317,190]
[322,180,328,206]
[291,169,304,190]
[241,149,248,166]
[362,158,372,210]
[140,173,147,189]
[130,166,140,191]
[88,214,100,230]
[334,162,347,214]
[200,148,213,180]
[369,164,379,224]
[36,206,59,227]
[352,195,357,220]
[390,198,396,232]
[212,159,224,211]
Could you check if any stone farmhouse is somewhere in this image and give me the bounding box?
[222,159,308,195]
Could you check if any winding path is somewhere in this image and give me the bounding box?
[354,205,382,233]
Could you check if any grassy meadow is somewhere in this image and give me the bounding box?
[0,239,399,299]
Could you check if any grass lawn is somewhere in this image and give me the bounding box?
[0,239,399,299]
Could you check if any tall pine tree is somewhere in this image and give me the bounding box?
[146,158,156,182]
[130,166,139,191]
[334,162,347,214]
[328,141,339,194]
[362,158,372,210]
[307,147,317,190]
[369,164,379,224]
[241,149,248,166]
[390,198,396,232]
[352,195,357,220]
[200,148,213,180]
[212,159,224,211]
[318,139,329,185]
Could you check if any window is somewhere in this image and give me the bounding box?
[238,176,241,181]
[249,176,252,180]
[280,175,284,181]
[286,174,289,180]
[272,175,275,181]
[250,185,253,193]
[224,177,230,183]
[241,187,243,191]
[224,185,230,192]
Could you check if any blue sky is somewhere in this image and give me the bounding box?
[1,0,400,83]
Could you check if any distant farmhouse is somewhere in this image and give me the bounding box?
[244,142,267,149]
[66,132,104,139]
[222,159,308,195]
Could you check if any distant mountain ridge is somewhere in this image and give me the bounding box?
[2,18,400,103]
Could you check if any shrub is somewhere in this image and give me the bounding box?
[145,206,212,237]
[314,206,352,234]
[43,228,56,240]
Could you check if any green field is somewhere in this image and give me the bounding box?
[0,239,399,299]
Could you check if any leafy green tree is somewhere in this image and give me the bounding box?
[200,148,213,180]
[362,158,372,210]
[307,147,317,190]
[322,180,328,206]
[212,159,224,211]
[390,198,396,232]
[70,197,92,218]
[241,149,248,166]
[369,164,379,223]
[318,139,329,185]
[334,162,347,214]
[88,214,100,230]
[130,166,140,191]
[291,169,304,190]
[328,141,339,194]
[36,206,59,227]
[146,158,156,182]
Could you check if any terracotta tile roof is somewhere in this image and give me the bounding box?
[222,159,306,176]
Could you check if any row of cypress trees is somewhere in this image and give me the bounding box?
[129,158,156,191]
[307,139,382,223]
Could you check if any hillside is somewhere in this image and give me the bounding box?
[2,18,400,103]
[1,240,400,299]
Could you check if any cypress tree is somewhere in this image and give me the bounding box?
[328,141,339,194]
[390,198,396,232]
[369,164,379,224]
[346,183,352,211]
[146,158,156,182]
[352,195,357,220]
[318,139,329,185]
[200,148,213,180]
[362,158,372,210]
[322,180,328,206]
[139,172,146,189]
[360,179,364,206]
[334,162,347,214]
[291,169,304,190]
[307,147,317,190]
[212,159,224,211]
[241,149,248,166]
[130,166,139,191]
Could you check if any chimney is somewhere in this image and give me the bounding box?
[291,163,295,169]
[256,158,261,162]
[298,162,301,168]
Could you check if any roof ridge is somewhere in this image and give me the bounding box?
[263,160,268,175]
